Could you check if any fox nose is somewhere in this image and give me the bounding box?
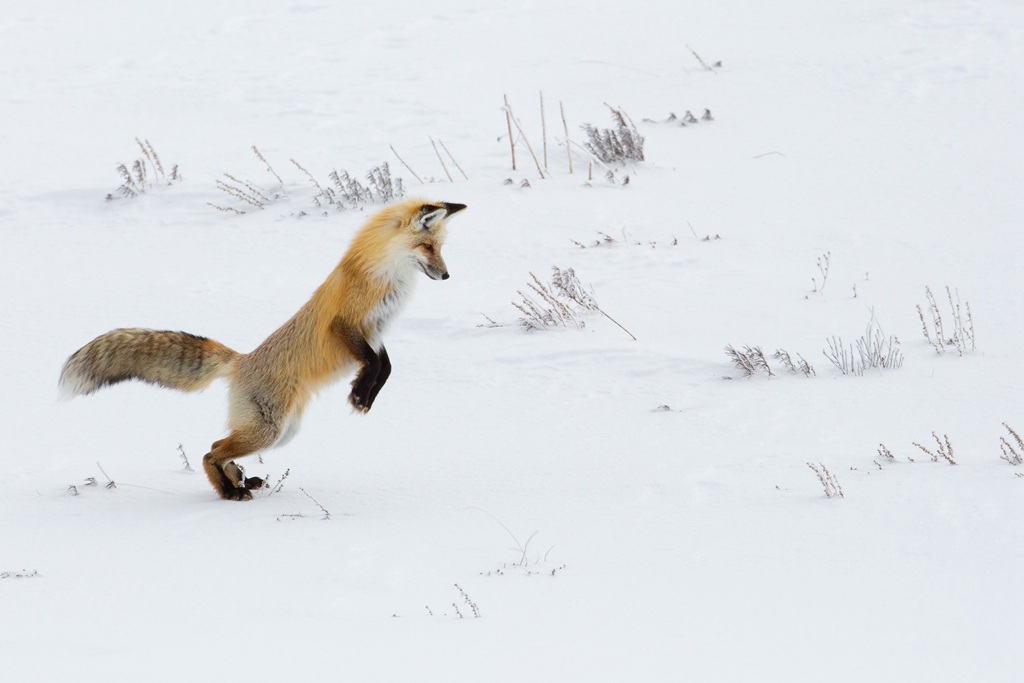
[442,272,450,280]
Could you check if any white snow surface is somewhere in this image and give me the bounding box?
[3,0,1024,680]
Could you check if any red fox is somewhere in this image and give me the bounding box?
[60,198,466,500]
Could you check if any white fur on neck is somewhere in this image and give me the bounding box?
[366,256,419,350]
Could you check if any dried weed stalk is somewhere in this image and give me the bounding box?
[1000,423,1024,465]
[210,146,287,213]
[300,487,331,520]
[810,251,831,294]
[686,44,721,72]
[807,462,844,498]
[502,95,546,178]
[265,468,291,496]
[912,432,957,465]
[454,584,481,618]
[177,444,194,472]
[215,173,274,212]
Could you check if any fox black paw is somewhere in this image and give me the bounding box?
[222,486,253,501]
[349,392,371,413]
[243,476,264,490]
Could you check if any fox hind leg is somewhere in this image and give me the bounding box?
[203,430,274,501]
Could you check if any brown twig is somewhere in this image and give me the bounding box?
[560,101,573,174]
[506,99,546,179]
[540,91,548,173]
[438,139,468,180]
[389,144,424,184]
[429,137,453,182]
[503,94,517,171]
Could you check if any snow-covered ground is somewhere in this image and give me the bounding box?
[3,0,1023,679]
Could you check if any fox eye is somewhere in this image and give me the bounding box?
[421,243,434,253]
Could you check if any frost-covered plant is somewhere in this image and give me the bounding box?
[211,151,404,214]
[512,266,635,339]
[316,162,404,209]
[774,348,815,376]
[725,345,814,378]
[581,105,644,164]
[107,138,180,200]
[513,271,585,332]
[112,161,148,199]
[69,462,118,494]
[725,345,774,377]
[916,286,974,355]
[824,317,903,376]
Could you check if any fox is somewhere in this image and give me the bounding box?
[59,198,466,500]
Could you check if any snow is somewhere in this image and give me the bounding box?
[3,0,1024,679]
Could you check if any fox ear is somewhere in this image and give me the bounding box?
[418,207,447,230]
[417,202,466,231]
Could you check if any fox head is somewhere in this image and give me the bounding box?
[407,201,466,281]
[348,199,467,285]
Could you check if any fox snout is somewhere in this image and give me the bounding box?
[415,242,449,281]
[421,261,449,281]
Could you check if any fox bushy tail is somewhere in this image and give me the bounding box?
[59,328,239,398]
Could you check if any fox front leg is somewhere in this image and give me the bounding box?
[363,345,391,408]
[331,317,391,413]
[349,344,391,412]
